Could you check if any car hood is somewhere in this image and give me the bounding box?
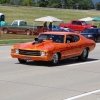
[13,40,63,51]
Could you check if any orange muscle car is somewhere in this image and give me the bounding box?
[11,31,96,65]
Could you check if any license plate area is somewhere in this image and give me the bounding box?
[24,56,30,60]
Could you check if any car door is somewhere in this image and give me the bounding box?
[70,21,79,30]
[9,21,18,32]
[18,21,27,32]
[64,35,80,58]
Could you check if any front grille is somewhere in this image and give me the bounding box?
[19,49,41,56]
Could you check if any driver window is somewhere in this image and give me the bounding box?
[66,35,75,43]
[77,22,82,25]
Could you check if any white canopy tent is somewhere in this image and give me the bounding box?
[32,16,63,34]
[79,17,93,21]
[34,16,63,22]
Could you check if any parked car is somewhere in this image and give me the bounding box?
[1,20,38,35]
[48,25,75,32]
[11,31,96,66]
[81,28,100,42]
[59,20,97,32]
[61,27,75,32]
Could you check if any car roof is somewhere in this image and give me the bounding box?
[40,31,78,35]
[13,20,26,22]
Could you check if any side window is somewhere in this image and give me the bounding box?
[20,21,27,26]
[72,21,77,25]
[66,35,75,43]
[77,21,82,25]
[12,21,18,26]
[74,35,80,42]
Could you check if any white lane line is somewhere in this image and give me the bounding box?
[64,60,100,67]
[64,89,100,100]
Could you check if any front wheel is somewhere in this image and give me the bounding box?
[51,53,60,66]
[3,28,8,34]
[18,58,26,64]
[26,30,31,35]
[77,48,89,61]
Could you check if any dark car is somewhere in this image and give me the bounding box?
[81,28,100,42]
[47,25,75,32]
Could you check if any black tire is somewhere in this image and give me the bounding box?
[3,28,8,34]
[77,48,89,61]
[51,53,60,66]
[18,58,26,64]
[26,30,31,35]
[93,37,97,42]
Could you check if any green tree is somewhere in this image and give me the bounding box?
[0,0,10,4]
[20,0,35,6]
[37,0,48,7]
[47,0,61,8]
[81,0,94,9]
[95,2,100,10]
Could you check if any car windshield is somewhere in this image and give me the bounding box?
[38,34,64,43]
[82,29,97,34]
[82,21,88,25]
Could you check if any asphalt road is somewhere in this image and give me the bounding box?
[0,43,100,100]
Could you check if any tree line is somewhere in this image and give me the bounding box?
[0,0,100,10]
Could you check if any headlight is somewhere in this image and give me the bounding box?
[15,49,19,54]
[87,35,93,38]
[40,51,46,56]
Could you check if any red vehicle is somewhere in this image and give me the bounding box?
[59,20,97,32]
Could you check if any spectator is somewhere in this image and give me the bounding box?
[49,22,52,31]
[43,22,47,32]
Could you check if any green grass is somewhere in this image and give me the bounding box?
[0,33,36,40]
[0,33,36,44]
[1,6,100,24]
[0,39,33,44]
[0,6,100,44]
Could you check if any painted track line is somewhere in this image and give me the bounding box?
[63,60,100,67]
[64,89,100,100]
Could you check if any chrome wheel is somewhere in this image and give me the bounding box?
[82,48,87,58]
[51,53,60,65]
[77,48,89,61]
[3,28,8,34]
[26,30,31,35]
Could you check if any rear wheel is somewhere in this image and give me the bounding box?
[18,58,26,64]
[77,48,89,61]
[51,53,60,65]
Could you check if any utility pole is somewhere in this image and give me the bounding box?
[61,0,65,9]
[0,20,1,37]
[76,3,79,9]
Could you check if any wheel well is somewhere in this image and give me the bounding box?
[86,47,90,51]
[84,47,90,53]
[57,52,61,60]
[2,27,8,31]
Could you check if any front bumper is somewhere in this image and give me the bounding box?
[11,53,53,61]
